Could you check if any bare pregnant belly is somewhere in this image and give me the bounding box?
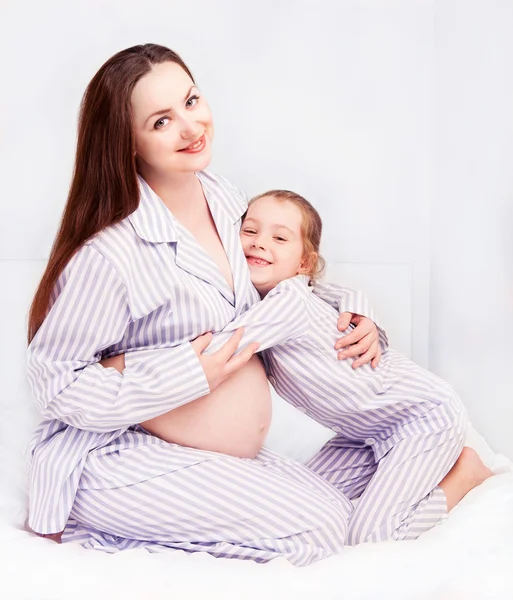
[140,355,272,458]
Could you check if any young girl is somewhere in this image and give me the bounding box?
[203,189,493,545]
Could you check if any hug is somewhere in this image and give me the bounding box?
[26,43,492,566]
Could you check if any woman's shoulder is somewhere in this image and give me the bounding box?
[86,219,139,260]
[64,220,142,288]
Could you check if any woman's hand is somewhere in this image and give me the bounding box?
[191,328,260,392]
[335,313,382,369]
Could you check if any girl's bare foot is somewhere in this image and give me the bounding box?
[438,446,494,512]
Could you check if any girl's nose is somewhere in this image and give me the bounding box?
[251,237,267,250]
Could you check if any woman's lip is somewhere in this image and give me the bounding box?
[178,134,206,153]
[246,256,272,266]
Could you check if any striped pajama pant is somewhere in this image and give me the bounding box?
[62,396,466,566]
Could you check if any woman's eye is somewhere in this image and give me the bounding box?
[186,95,200,108]
[154,117,170,130]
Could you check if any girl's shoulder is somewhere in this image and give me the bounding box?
[269,275,313,299]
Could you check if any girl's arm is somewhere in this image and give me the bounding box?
[204,276,310,355]
[27,245,211,433]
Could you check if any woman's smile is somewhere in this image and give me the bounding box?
[178,133,207,153]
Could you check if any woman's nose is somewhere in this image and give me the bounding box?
[179,115,200,140]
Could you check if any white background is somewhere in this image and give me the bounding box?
[0,0,511,458]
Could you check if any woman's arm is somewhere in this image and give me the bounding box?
[27,245,213,433]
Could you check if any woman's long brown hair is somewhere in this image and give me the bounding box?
[27,44,194,343]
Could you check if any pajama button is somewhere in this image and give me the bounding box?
[297,407,307,414]
[333,426,342,433]
[269,376,277,386]
[364,438,376,445]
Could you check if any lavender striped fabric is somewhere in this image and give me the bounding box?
[207,275,467,542]
[26,171,378,564]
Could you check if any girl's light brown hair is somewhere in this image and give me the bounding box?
[248,190,325,281]
[28,44,194,343]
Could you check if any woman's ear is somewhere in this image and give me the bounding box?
[298,252,317,275]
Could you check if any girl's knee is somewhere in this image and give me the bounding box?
[347,511,394,546]
[450,401,468,444]
[438,393,468,443]
[346,517,374,546]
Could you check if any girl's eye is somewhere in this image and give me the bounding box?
[154,117,170,130]
[242,228,256,234]
[274,236,287,242]
[186,95,200,108]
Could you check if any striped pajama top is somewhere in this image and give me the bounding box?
[25,171,384,535]
[206,274,461,462]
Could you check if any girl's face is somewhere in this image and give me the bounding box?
[240,196,309,296]
[131,61,214,178]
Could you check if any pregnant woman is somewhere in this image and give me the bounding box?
[27,43,386,566]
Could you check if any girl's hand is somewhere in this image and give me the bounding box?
[191,328,260,392]
[335,313,382,369]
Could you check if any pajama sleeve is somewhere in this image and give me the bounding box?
[312,280,389,351]
[205,277,310,355]
[27,245,210,433]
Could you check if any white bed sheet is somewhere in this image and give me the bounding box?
[1,392,512,600]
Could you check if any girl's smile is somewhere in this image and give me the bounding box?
[241,195,308,297]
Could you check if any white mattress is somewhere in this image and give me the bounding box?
[1,389,512,600]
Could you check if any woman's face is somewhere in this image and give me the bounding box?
[131,61,214,178]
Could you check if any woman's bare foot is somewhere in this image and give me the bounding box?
[438,446,494,512]
[25,520,63,543]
